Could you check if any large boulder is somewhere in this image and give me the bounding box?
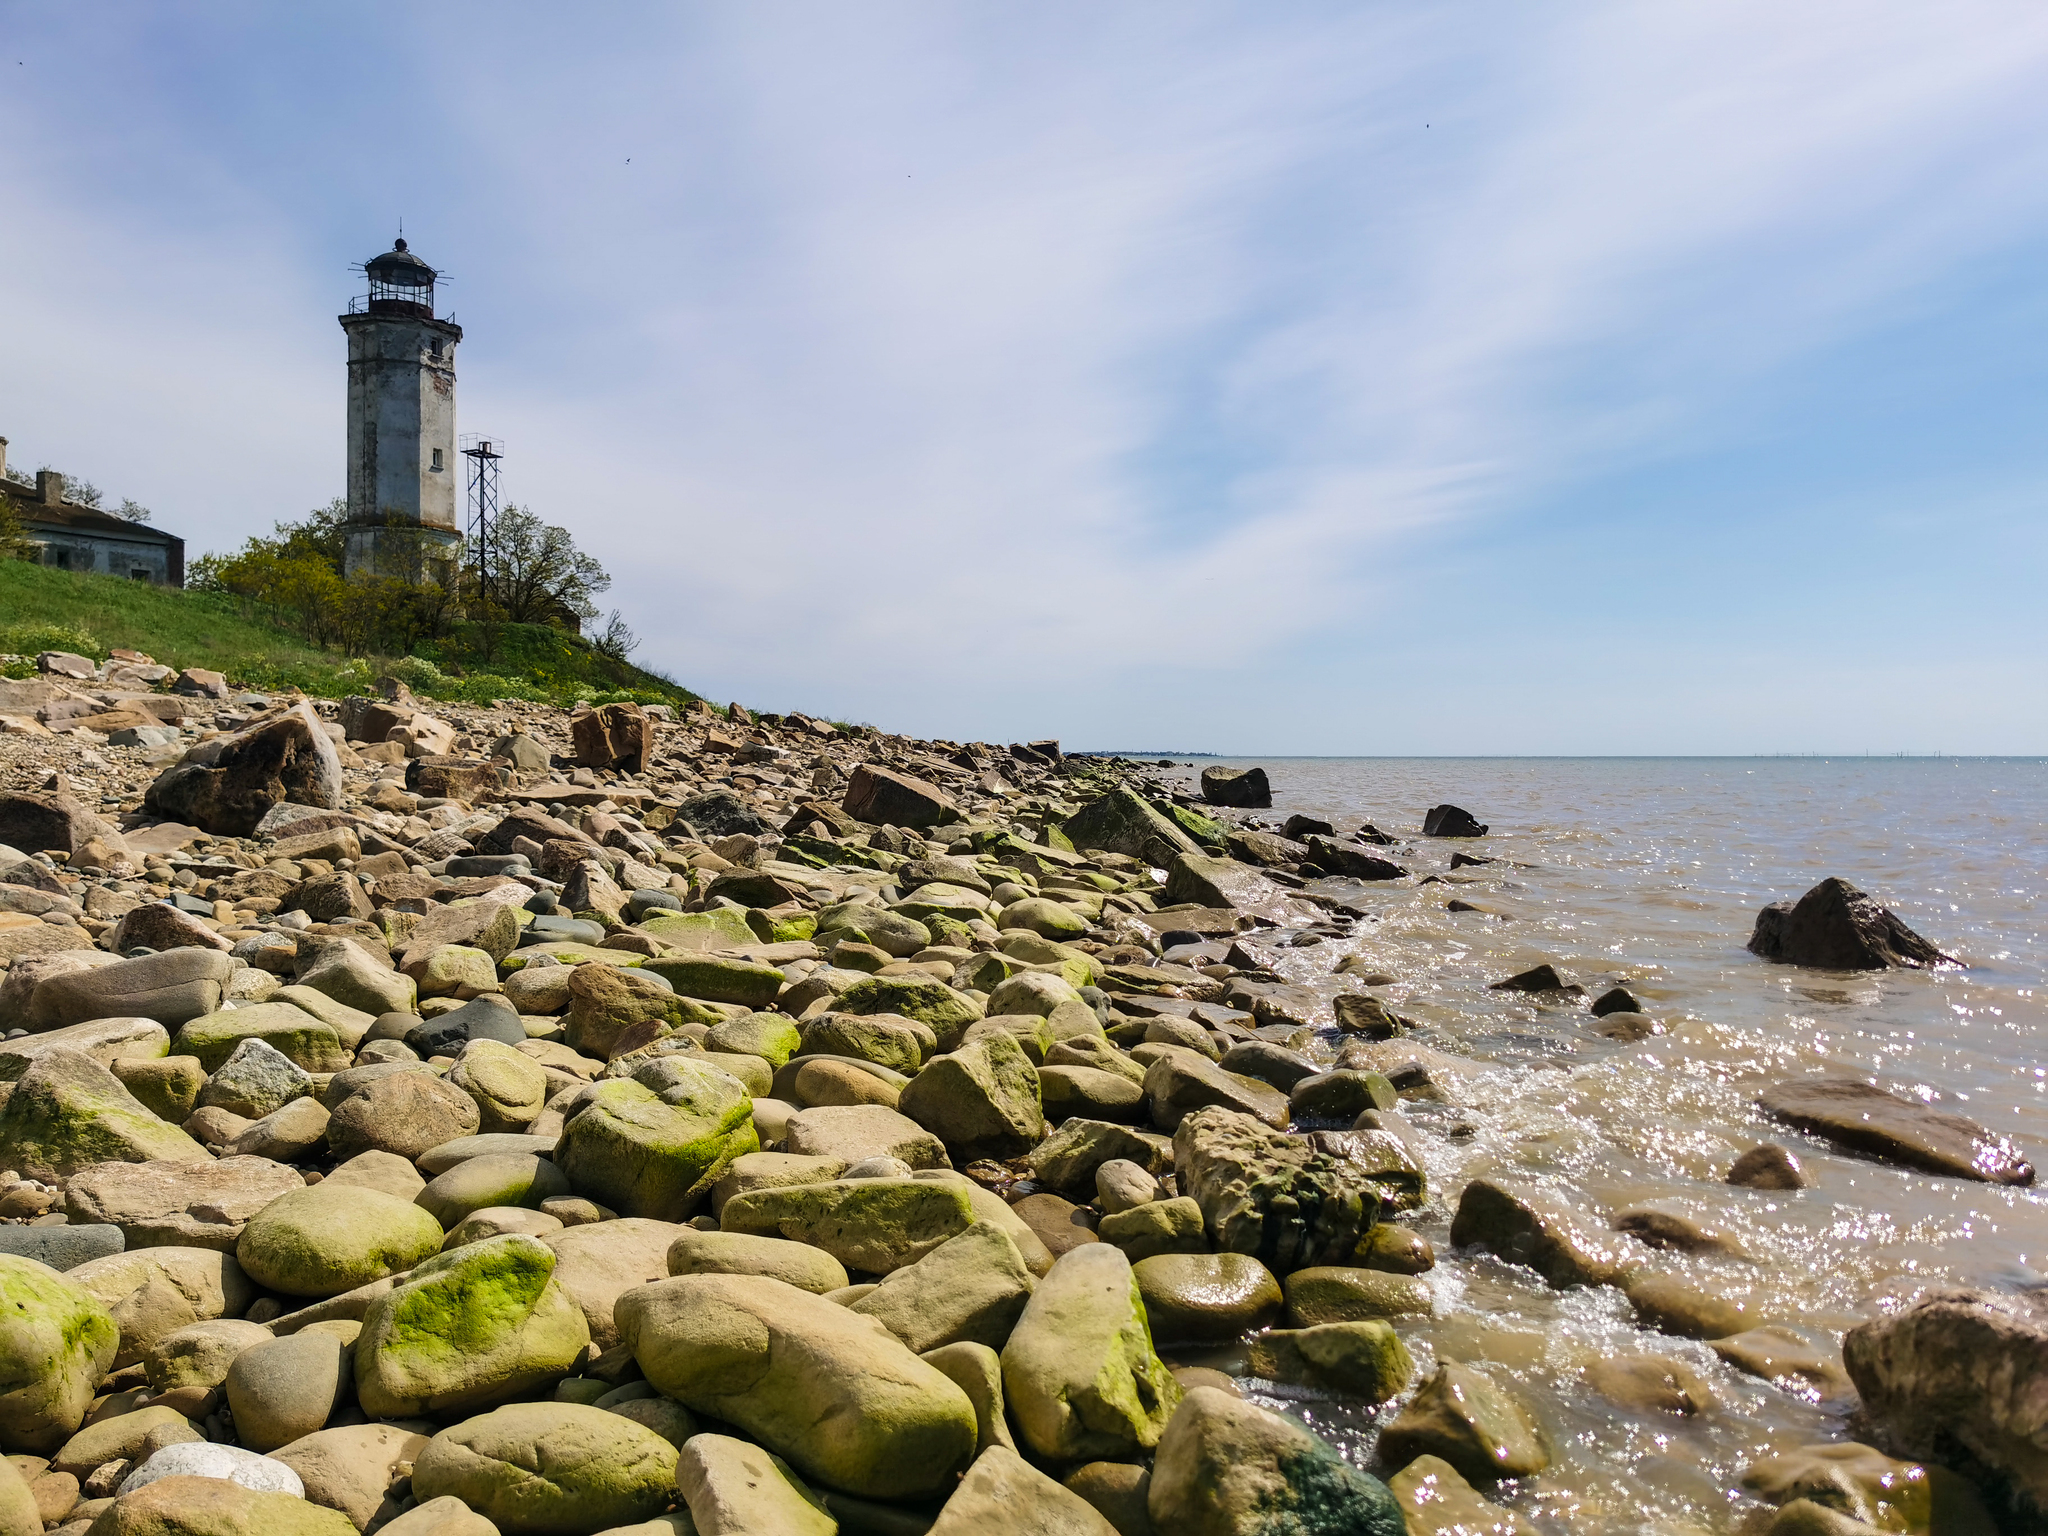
[172,1002,349,1074]
[1149,1386,1402,1536]
[325,1069,482,1163]
[1199,767,1271,809]
[851,1221,1038,1353]
[1422,804,1488,838]
[1842,1288,2048,1521]
[1145,1051,1289,1132]
[543,1220,683,1350]
[144,703,343,837]
[410,1403,678,1536]
[718,1175,977,1275]
[842,763,956,829]
[0,1256,119,1452]
[236,1183,445,1298]
[563,965,689,1062]
[1061,787,1202,867]
[1001,1244,1183,1462]
[929,1445,1120,1535]
[1759,1079,2033,1185]
[0,1048,212,1182]
[64,1156,303,1251]
[0,792,118,857]
[1748,877,1953,970]
[571,703,654,771]
[555,1064,757,1221]
[1162,856,1303,921]
[23,950,235,1030]
[835,975,984,1032]
[66,1247,250,1368]
[899,1033,1045,1161]
[355,1234,591,1418]
[1170,1106,1374,1272]
[617,1272,977,1499]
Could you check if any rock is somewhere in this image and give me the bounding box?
[784,1104,946,1169]
[719,1176,977,1275]
[642,957,785,1011]
[1144,1053,1287,1134]
[1748,878,1953,970]
[0,1256,118,1452]
[448,1041,550,1134]
[702,1011,801,1065]
[1246,1321,1412,1402]
[1623,1270,1761,1340]
[109,904,231,955]
[835,975,983,1033]
[196,1038,309,1119]
[1447,1177,1627,1288]
[556,1064,757,1221]
[0,792,119,857]
[665,1228,846,1293]
[326,1071,482,1163]
[1027,1119,1173,1198]
[1172,1107,1384,1272]
[1216,1040,1319,1091]
[226,1098,332,1162]
[1001,1244,1182,1462]
[1842,1287,2048,1519]
[0,1224,123,1271]
[1148,1387,1402,1536]
[1096,1197,1205,1263]
[372,1498,495,1536]
[1133,1253,1282,1345]
[1095,1158,1163,1214]
[355,1234,590,1418]
[563,966,688,1063]
[236,1183,444,1299]
[813,905,933,959]
[109,1058,207,1125]
[64,1247,250,1368]
[0,1454,49,1536]
[799,1014,929,1073]
[267,1422,429,1532]
[411,1402,678,1536]
[1487,963,1580,996]
[1162,856,1301,920]
[922,1340,1017,1457]
[143,703,343,837]
[618,1273,977,1498]
[173,1002,348,1075]
[142,1319,272,1391]
[1378,1363,1548,1484]
[224,1331,349,1452]
[1013,1192,1102,1259]
[898,1033,1044,1161]
[1740,1441,1996,1536]
[416,1153,572,1227]
[1388,1456,1537,1536]
[1583,1353,1717,1416]
[1356,1223,1435,1275]
[1197,767,1270,809]
[90,1475,353,1536]
[842,763,956,829]
[23,950,234,1031]
[64,1157,303,1252]
[543,1220,679,1351]
[1290,1070,1397,1124]
[1282,1266,1433,1325]
[675,1434,833,1535]
[852,1221,1037,1353]
[928,1445,1119,1535]
[1061,788,1202,868]
[1710,1326,1853,1399]
[996,899,1089,941]
[1728,1143,1813,1190]
[324,1149,428,1199]
[413,945,500,1000]
[1063,1463,1151,1536]
[407,996,527,1060]
[116,1443,303,1498]
[399,895,526,971]
[1759,1079,2032,1184]
[298,945,416,1018]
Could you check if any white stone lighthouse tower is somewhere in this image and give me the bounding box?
[339,238,464,579]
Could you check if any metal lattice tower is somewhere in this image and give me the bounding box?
[460,434,503,601]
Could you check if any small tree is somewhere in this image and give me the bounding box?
[591,609,639,662]
[0,494,34,562]
[482,505,610,626]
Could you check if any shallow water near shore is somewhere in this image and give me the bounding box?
[1146,756,2048,1532]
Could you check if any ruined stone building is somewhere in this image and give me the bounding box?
[0,439,185,586]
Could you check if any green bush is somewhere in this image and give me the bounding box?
[0,620,104,659]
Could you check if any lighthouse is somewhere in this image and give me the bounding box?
[339,238,464,579]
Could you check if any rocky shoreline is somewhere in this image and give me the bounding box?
[0,652,2040,1536]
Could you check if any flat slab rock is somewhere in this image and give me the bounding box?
[1760,1079,2033,1185]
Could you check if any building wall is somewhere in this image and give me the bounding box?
[27,529,178,584]
[341,313,463,537]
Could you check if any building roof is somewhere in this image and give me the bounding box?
[5,489,181,545]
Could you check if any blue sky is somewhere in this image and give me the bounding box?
[3,3,2045,754]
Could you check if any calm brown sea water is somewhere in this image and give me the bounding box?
[1147,756,2047,1531]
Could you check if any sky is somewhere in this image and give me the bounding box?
[2,2,2046,755]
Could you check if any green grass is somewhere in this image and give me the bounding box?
[0,560,707,709]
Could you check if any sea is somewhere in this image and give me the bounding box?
[1131,756,2047,1532]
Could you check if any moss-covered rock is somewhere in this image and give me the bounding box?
[555,1066,756,1221]
[618,1273,976,1500]
[563,964,690,1062]
[416,1153,572,1228]
[899,1033,1044,1162]
[1246,1321,1414,1403]
[0,1255,119,1453]
[0,1048,212,1182]
[410,1402,677,1536]
[236,1183,445,1299]
[1148,1387,1404,1536]
[1060,788,1202,869]
[354,1234,591,1418]
[170,1003,350,1074]
[702,1011,801,1067]
[836,975,983,1032]
[719,1176,978,1275]
[87,1475,357,1536]
[1378,1363,1549,1484]
[641,956,787,1010]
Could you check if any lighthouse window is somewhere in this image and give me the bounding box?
[431,449,444,471]
[429,338,443,358]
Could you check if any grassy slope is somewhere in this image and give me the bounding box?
[0,559,705,708]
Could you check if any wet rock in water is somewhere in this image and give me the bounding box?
[1747,877,1954,970]
[410,1401,679,1536]
[618,1272,976,1499]
[1133,1253,1282,1345]
[1001,1244,1183,1463]
[1354,1222,1435,1275]
[1200,766,1271,809]
[1739,1440,1998,1536]
[1289,1069,1398,1124]
[1590,985,1642,1017]
[1611,1206,1747,1258]
[1593,1011,1660,1042]
[1390,1455,1538,1536]
[1331,993,1407,1039]
[1149,1387,1403,1536]
[1282,1266,1433,1325]
[1449,1177,1628,1289]
[143,703,343,837]
[1173,1106,1385,1273]
[1282,814,1336,840]
[1709,1326,1853,1401]
[1246,1321,1414,1403]
[927,1444,1121,1535]
[1585,1353,1717,1415]
[1623,1269,1764,1340]
[1487,963,1584,997]
[1422,805,1488,838]
[1759,1079,2033,1185]
[1842,1287,2048,1521]
[1378,1362,1548,1484]
[1728,1142,1813,1190]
